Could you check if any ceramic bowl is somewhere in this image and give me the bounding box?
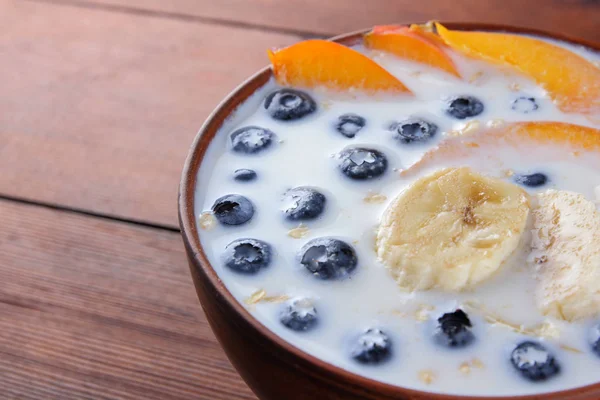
[179,23,600,400]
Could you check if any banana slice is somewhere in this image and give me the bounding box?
[529,190,600,321]
[376,167,530,291]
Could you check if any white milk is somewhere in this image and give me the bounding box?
[193,36,600,396]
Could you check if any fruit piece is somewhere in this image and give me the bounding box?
[510,341,560,381]
[299,238,357,280]
[434,310,475,348]
[512,97,539,114]
[391,118,438,144]
[211,194,255,225]
[338,148,388,180]
[529,190,600,321]
[446,96,484,119]
[224,238,271,274]
[230,126,275,153]
[233,168,257,182]
[364,25,460,77]
[336,114,366,138]
[590,324,600,357]
[282,187,326,221]
[403,122,600,177]
[351,328,392,364]
[408,23,446,46]
[435,23,600,113]
[376,167,529,291]
[264,89,316,121]
[501,122,600,150]
[280,298,318,332]
[514,172,548,188]
[268,40,411,94]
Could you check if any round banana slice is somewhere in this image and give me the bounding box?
[529,190,600,321]
[376,167,530,291]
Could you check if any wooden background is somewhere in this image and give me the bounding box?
[0,0,598,398]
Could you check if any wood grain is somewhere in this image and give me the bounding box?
[0,0,298,228]
[63,0,600,41]
[0,198,255,399]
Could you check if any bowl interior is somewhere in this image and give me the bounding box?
[179,23,600,400]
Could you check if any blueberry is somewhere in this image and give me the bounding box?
[510,341,560,381]
[512,96,539,114]
[446,96,484,119]
[351,328,392,365]
[336,114,366,138]
[392,119,438,144]
[211,194,254,225]
[264,89,317,121]
[589,324,600,357]
[233,169,257,182]
[434,309,475,348]
[514,173,548,188]
[282,187,326,220]
[338,148,387,180]
[223,238,271,274]
[280,298,318,332]
[299,238,357,279]
[230,126,274,154]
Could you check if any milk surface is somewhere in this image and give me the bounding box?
[194,35,600,396]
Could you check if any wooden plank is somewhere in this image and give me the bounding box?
[0,0,299,227]
[0,199,256,399]
[65,0,600,41]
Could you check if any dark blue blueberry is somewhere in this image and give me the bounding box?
[434,309,475,348]
[510,341,560,381]
[446,96,484,119]
[392,119,438,144]
[299,238,357,280]
[336,114,366,138]
[264,89,316,121]
[233,169,257,182]
[514,173,548,188]
[512,97,539,114]
[223,238,271,274]
[211,194,254,225]
[282,187,326,220]
[230,126,274,154]
[351,328,392,365]
[589,324,600,357]
[338,148,387,180]
[280,298,318,332]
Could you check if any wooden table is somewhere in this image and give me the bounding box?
[0,1,597,398]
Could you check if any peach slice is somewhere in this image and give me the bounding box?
[402,122,600,176]
[435,23,600,113]
[268,40,411,94]
[408,23,447,46]
[364,25,460,77]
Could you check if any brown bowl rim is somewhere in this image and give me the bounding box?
[179,22,600,400]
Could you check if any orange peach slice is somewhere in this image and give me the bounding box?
[408,23,447,46]
[268,40,411,94]
[364,25,460,77]
[402,122,600,176]
[435,23,600,113]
